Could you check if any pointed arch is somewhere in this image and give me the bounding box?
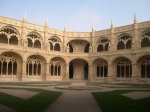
[141,29,150,47]
[27,32,43,48]
[117,33,133,50]
[97,37,110,52]
[48,36,62,51]
[0,26,20,45]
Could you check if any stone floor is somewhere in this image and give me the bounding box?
[121,91,150,100]
[0,89,39,99]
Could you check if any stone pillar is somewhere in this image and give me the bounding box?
[131,63,139,83]
[45,62,50,81]
[88,64,94,81]
[22,61,27,81]
[107,64,115,82]
[66,63,69,80]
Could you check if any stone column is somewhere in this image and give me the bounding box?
[65,63,69,80]
[88,64,94,81]
[131,63,139,83]
[45,62,50,81]
[22,61,27,81]
[107,64,115,82]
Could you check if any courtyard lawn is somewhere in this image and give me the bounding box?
[92,90,150,112]
[0,87,62,112]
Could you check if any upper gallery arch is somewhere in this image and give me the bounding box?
[27,32,43,49]
[0,26,20,45]
[140,28,150,47]
[116,33,133,50]
[48,36,62,51]
[96,37,110,52]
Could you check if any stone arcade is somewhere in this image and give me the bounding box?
[0,13,150,83]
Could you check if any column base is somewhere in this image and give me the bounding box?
[107,76,115,82]
[131,76,139,83]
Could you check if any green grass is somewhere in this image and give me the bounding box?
[0,87,62,112]
[92,90,150,112]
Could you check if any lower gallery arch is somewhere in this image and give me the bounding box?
[49,57,66,80]
[93,58,108,82]
[0,52,22,81]
[137,55,150,83]
[113,57,132,82]
[69,59,88,80]
[26,55,46,81]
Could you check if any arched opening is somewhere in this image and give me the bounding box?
[84,63,88,79]
[97,38,109,52]
[48,37,61,51]
[141,38,150,47]
[69,63,74,79]
[68,39,90,53]
[27,33,42,49]
[50,43,53,50]
[138,55,150,78]
[93,58,108,78]
[114,57,132,78]
[9,36,18,45]
[26,55,46,79]
[84,44,90,53]
[49,57,66,79]
[141,30,150,47]
[117,41,124,50]
[34,40,41,48]
[97,45,103,52]
[27,38,33,47]
[117,34,132,50]
[0,34,8,44]
[69,59,88,80]
[0,26,19,45]
[69,44,73,53]
[0,55,18,76]
[54,43,60,51]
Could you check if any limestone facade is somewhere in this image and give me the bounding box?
[0,15,150,83]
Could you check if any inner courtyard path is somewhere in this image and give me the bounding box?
[45,82,102,112]
[44,90,102,112]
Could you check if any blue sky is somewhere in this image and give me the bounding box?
[0,0,149,32]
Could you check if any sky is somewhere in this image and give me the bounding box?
[0,0,149,32]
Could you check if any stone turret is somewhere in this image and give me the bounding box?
[23,10,26,21]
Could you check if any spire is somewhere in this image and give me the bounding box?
[45,18,48,26]
[64,24,67,31]
[111,19,114,28]
[23,10,26,21]
[134,13,137,23]
[92,24,95,32]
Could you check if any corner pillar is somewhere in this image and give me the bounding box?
[131,63,139,83]
[107,64,115,82]
[88,64,94,81]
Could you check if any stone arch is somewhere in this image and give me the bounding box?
[0,51,23,81]
[0,26,20,45]
[113,57,132,79]
[116,33,133,50]
[93,58,108,78]
[49,57,66,79]
[137,55,150,78]
[67,39,90,53]
[48,36,62,51]
[27,32,43,49]
[69,58,89,80]
[26,54,46,77]
[96,37,110,52]
[140,28,150,47]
